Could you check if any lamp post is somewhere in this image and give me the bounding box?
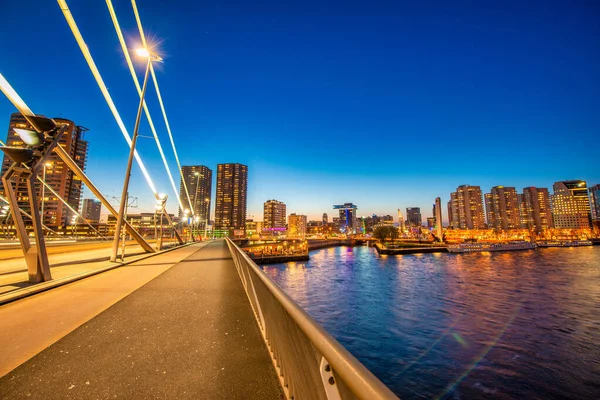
[111,48,162,262]
[40,162,51,221]
[204,197,210,239]
[182,209,189,242]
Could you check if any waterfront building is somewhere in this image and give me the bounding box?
[82,199,101,223]
[449,185,485,229]
[332,217,341,232]
[322,213,328,225]
[0,113,88,228]
[214,163,248,237]
[263,200,286,231]
[485,186,521,231]
[178,166,212,231]
[406,207,422,227]
[245,219,263,238]
[590,184,600,221]
[434,197,443,238]
[107,213,175,237]
[521,187,553,233]
[288,213,307,238]
[333,203,357,233]
[550,180,591,229]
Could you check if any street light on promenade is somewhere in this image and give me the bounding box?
[111,47,162,262]
[204,197,210,239]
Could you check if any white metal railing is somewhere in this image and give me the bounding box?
[225,238,399,400]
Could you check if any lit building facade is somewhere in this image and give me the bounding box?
[434,197,443,238]
[263,199,286,231]
[449,185,485,229]
[520,187,553,233]
[0,113,88,228]
[179,165,212,231]
[82,198,102,223]
[322,213,328,225]
[214,163,247,236]
[288,213,307,238]
[485,186,520,231]
[590,184,600,221]
[406,207,422,227]
[551,180,591,229]
[333,203,357,233]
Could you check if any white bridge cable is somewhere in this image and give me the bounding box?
[131,0,195,216]
[56,0,158,196]
[105,0,186,212]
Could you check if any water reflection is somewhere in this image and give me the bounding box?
[263,246,600,399]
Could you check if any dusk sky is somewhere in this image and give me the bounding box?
[1,0,599,221]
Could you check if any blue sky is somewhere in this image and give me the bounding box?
[1,0,599,221]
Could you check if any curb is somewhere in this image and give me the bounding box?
[0,242,197,306]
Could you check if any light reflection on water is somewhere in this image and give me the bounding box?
[263,246,600,399]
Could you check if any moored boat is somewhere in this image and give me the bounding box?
[447,241,536,253]
[537,240,592,248]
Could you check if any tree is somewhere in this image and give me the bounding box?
[373,226,399,244]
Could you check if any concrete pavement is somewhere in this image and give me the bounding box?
[0,240,284,399]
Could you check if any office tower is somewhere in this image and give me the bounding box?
[288,213,307,238]
[590,184,600,221]
[427,217,435,229]
[406,207,422,227]
[0,113,88,228]
[263,199,286,230]
[179,165,212,229]
[521,187,553,233]
[485,186,521,231]
[449,185,485,229]
[82,199,102,223]
[397,209,405,231]
[551,180,591,229]
[214,163,248,236]
[322,213,328,225]
[434,197,443,238]
[333,203,357,233]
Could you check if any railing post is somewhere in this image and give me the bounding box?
[320,356,342,400]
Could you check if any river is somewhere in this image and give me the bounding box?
[263,245,600,399]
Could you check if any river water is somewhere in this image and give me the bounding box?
[263,246,600,399]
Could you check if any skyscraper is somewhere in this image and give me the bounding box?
[322,213,328,225]
[406,207,422,227]
[263,199,286,230]
[590,184,600,221]
[397,209,405,231]
[434,197,443,238]
[179,165,212,230]
[449,185,485,229]
[82,199,102,223]
[333,203,357,233]
[551,180,591,229]
[214,163,247,236]
[288,213,307,238]
[485,186,520,231]
[0,113,88,228]
[521,187,553,233]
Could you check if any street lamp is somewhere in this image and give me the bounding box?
[204,197,210,239]
[111,47,162,262]
[40,162,51,221]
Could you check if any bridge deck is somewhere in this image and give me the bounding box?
[0,240,283,399]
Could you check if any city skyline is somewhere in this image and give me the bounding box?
[1,1,598,221]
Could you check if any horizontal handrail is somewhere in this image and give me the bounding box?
[226,237,399,400]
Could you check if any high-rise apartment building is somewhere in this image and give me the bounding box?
[288,213,307,238]
[0,113,88,228]
[406,207,422,227]
[551,180,591,229]
[263,199,286,230]
[322,213,328,225]
[434,197,443,238]
[520,187,553,233]
[590,184,600,221]
[82,199,102,223]
[179,165,212,230]
[448,185,485,229]
[484,186,520,231]
[214,163,247,236]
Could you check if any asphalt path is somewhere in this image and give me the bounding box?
[0,240,283,399]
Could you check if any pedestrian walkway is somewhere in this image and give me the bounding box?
[0,240,283,399]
